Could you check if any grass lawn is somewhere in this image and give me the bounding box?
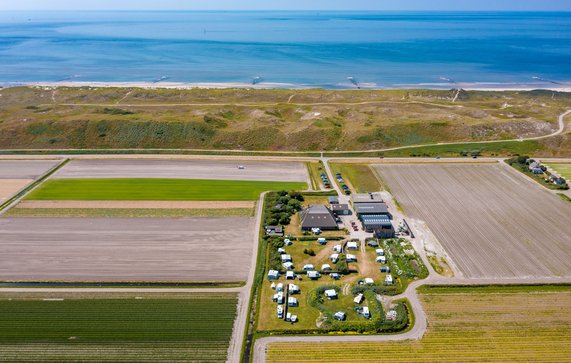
[0,292,237,362]
[330,163,384,193]
[26,178,307,201]
[546,163,571,180]
[306,162,326,190]
[267,285,571,362]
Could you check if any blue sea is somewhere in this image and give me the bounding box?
[0,11,570,89]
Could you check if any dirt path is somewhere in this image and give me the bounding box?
[16,200,255,209]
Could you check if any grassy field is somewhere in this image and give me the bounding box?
[547,163,571,179]
[26,178,306,201]
[330,163,384,193]
[306,161,326,190]
[4,207,254,218]
[267,285,571,362]
[0,292,237,362]
[0,87,570,156]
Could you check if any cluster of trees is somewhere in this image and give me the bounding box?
[264,190,304,226]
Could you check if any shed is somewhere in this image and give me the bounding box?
[324,289,338,299]
[361,215,395,238]
[354,202,391,218]
[300,205,339,231]
[286,271,296,279]
[331,203,351,216]
[352,193,383,204]
[267,270,280,280]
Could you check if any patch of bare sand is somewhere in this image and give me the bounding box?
[16,200,255,209]
[0,179,32,202]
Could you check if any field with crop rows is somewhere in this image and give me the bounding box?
[0,293,237,362]
[267,285,571,362]
[375,163,571,278]
[26,178,306,201]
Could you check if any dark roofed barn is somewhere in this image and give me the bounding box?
[330,203,351,216]
[354,202,391,218]
[300,205,339,231]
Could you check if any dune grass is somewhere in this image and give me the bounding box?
[25,178,307,201]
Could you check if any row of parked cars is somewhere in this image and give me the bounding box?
[336,172,352,195]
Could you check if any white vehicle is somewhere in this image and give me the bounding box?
[303,264,315,271]
[277,305,284,319]
[334,311,346,321]
[330,253,339,263]
[238,165,245,169]
[354,293,364,304]
[333,244,343,253]
[376,248,385,256]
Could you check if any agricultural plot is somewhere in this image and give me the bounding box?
[0,160,60,202]
[267,285,571,363]
[25,178,306,201]
[546,163,571,180]
[0,217,255,282]
[0,292,237,362]
[53,159,308,182]
[375,163,571,278]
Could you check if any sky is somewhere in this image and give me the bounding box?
[1,0,571,11]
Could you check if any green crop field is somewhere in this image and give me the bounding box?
[547,163,571,179]
[0,293,237,362]
[267,285,571,362]
[26,178,307,201]
[5,207,254,218]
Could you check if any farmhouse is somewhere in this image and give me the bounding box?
[330,203,351,216]
[266,225,284,236]
[300,205,339,231]
[361,215,395,238]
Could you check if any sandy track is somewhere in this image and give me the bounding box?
[0,217,255,282]
[52,159,308,182]
[0,179,32,202]
[375,163,571,278]
[0,160,60,179]
[16,200,255,209]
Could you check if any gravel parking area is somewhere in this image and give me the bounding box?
[0,217,255,282]
[375,163,571,278]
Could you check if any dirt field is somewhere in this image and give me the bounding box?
[375,163,571,278]
[52,159,308,182]
[0,217,255,282]
[16,200,255,209]
[0,160,60,179]
[0,180,32,203]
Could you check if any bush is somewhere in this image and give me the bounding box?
[303,249,316,256]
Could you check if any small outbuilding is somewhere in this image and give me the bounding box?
[331,203,351,216]
[266,225,284,236]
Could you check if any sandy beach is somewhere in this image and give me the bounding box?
[1,81,570,92]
